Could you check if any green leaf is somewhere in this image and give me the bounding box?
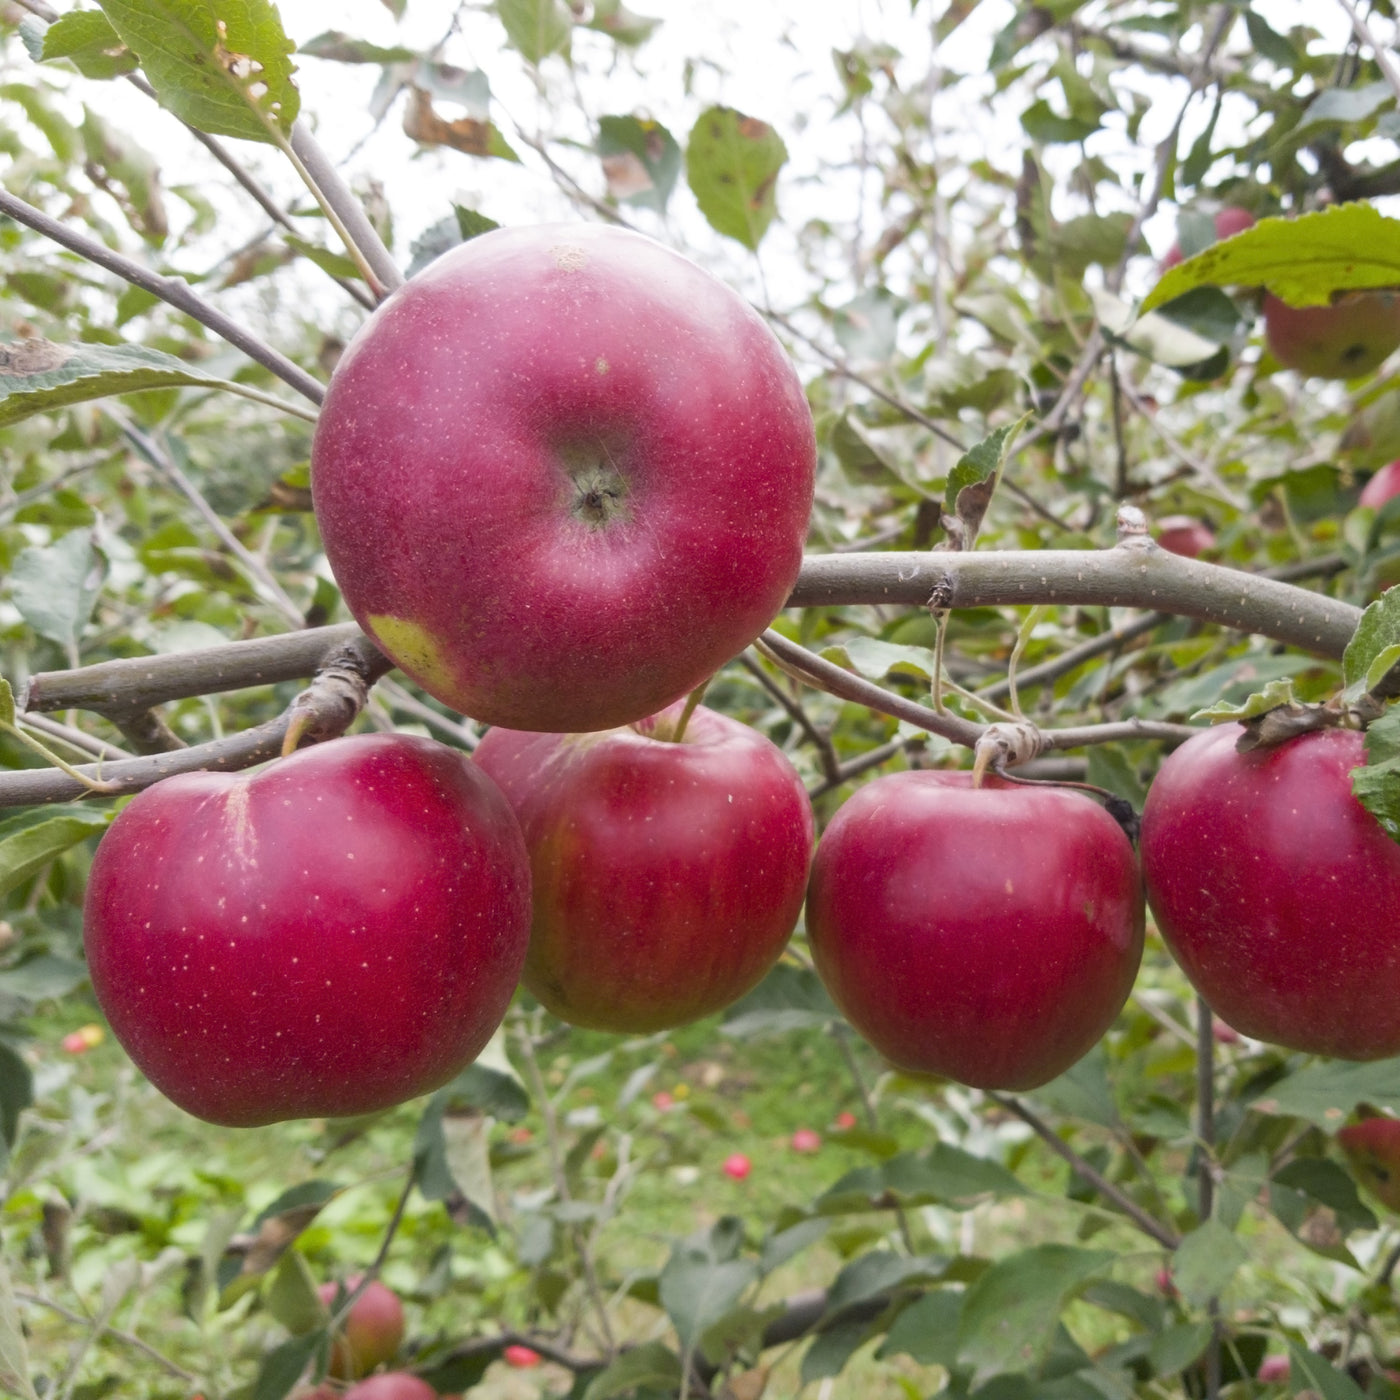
[1251,1055,1400,1126]
[0,1042,33,1174]
[10,529,105,656]
[1091,285,1225,370]
[1353,708,1400,840]
[1020,100,1099,144]
[1242,8,1298,70]
[39,9,138,79]
[820,636,937,684]
[1286,1342,1370,1400]
[298,30,418,64]
[801,1315,873,1383]
[583,1342,681,1399]
[0,338,288,429]
[1147,1322,1212,1379]
[282,234,362,282]
[686,106,787,250]
[1143,205,1400,313]
[0,955,89,1003]
[0,681,15,729]
[0,809,111,901]
[1171,1220,1246,1306]
[722,962,838,1037]
[1344,590,1400,696]
[956,1244,1112,1383]
[826,1252,945,1312]
[659,1231,759,1349]
[827,412,907,489]
[832,286,907,363]
[497,0,572,65]
[878,1289,963,1366]
[596,114,679,212]
[818,1144,1028,1215]
[1028,1044,1119,1127]
[1299,81,1394,132]
[264,1250,326,1335]
[0,1255,37,1400]
[943,413,1032,547]
[251,1330,324,1400]
[1190,676,1298,722]
[1270,1158,1377,1249]
[586,0,660,45]
[95,0,299,143]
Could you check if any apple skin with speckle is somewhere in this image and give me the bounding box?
[1141,725,1400,1059]
[474,702,814,1033]
[310,222,816,734]
[82,734,531,1127]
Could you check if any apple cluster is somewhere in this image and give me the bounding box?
[80,224,1400,1139]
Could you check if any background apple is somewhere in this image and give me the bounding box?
[1160,205,1255,269]
[1361,460,1400,511]
[474,702,814,1032]
[312,222,817,733]
[1338,1117,1400,1213]
[1155,515,1215,558]
[342,1375,437,1400]
[805,771,1144,1090]
[83,734,531,1126]
[1264,289,1400,379]
[320,1277,405,1379]
[1141,725,1400,1058]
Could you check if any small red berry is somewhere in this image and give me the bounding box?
[504,1344,542,1368]
[651,1090,675,1111]
[833,1111,858,1130]
[790,1128,822,1153]
[722,1153,752,1180]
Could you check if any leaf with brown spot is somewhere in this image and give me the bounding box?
[685,105,787,250]
[403,87,520,162]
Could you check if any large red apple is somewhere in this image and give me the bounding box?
[320,1277,405,1379]
[1338,1117,1400,1212]
[1141,725,1400,1059]
[805,771,1144,1090]
[1361,460,1400,510]
[311,222,816,734]
[473,702,814,1032]
[1264,290,1400,379]
[1161,205,1255,269]
[83,734,531,1126]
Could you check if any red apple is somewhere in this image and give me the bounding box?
[1141,725,1400,1058]
[1338,1117,1400,1212]
[342,1376,436,1400]
[833,1111,858,1130]
[1155,515,1215,558]
[1256,1355,1290,1383]
[1361,460,1400,510]
[790,1128,821,1153]
[83,733,531,1126]
[320,1277,405,1379]
[311,222,816,733]
[722,1153,752,1180]
[474,701,814,1033]
[805,771,1144,1091]
[1264,289,1400,379]
[503,1344,543,1367]
[1161,205,1256,269]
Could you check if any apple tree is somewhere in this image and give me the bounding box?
[6,0,1400,1397]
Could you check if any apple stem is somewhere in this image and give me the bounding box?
[670,681,710,744]
[931,608,949,714]
[970,722,1045,788]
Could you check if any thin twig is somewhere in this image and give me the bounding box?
[1335,0,1400,102]
[988,1092,1181,1249]
[111,412,305,627]
[0,190,325,405]
[739,653,840,784]
[15,1288,197,1384]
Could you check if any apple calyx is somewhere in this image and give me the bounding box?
[567,457,631,529]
